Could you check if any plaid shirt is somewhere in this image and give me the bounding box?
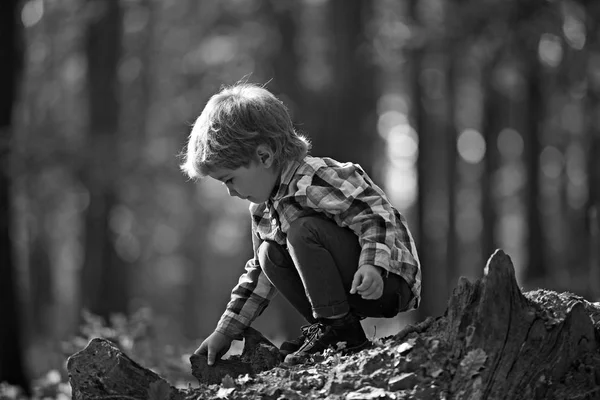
[216,156,421,338]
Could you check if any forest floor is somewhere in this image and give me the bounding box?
[173,289,600,400]
[62,250,600,400]
[178,316,453,400]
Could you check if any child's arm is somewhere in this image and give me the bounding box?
[214,232,277,340]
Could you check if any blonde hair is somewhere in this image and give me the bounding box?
[180,83,311,179]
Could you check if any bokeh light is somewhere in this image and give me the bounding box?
[21,0,44,28]
[457,129,486,164]
[538,33,563,68]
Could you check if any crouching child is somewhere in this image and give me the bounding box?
[180,82,422,365]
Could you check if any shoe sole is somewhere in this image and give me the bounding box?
[283,340,371,365]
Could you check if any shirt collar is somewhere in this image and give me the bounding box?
[269,158,302,201]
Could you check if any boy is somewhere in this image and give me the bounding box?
[180,83,421,365]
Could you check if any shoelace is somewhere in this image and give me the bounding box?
[300,322,325,339]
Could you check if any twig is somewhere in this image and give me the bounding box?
[567,387,600,400]
[394,316,435,342]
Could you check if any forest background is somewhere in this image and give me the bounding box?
[1,0,600,396]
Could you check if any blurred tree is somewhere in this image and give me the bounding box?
[80,0,128,321]
[118,0,155,319]
[443,0,458,291]
[517,3,548,283]
[26,6,58,341]
[481,50,505,266]
[410,0,451,318]
[0,0,30,393]
[265,1,303,118]
[312,0,379,178]
[584,0,600,299]
[522,52,545,281]
[409,0,429,317]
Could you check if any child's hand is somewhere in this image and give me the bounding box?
[193,331,233,366]
[350,264,384,300]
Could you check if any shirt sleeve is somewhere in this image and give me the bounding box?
[215,230,277,339]
[299,164,419,275]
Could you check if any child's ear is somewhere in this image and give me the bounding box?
[256,145,274,167]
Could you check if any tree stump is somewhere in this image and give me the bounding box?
[441,249,600,399]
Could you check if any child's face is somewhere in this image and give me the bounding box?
[208,147,280,204]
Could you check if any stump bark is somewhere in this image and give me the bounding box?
[66,250,600,399]
[67,337,182,400]
[442,249,600,399]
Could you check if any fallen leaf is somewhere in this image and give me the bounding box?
[237,374,253,385]
[221,375,235,388]
[216,387,235,399]
[460,348,487,378]
[345,386,391,399]
[389,372,418,391]
[396,338,416,354]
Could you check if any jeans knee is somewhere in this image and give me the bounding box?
[258,241,290,274]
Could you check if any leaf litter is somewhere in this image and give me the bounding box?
[174,295,600,399]
[178,317,461,400]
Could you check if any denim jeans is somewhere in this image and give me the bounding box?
[258,215,412,322]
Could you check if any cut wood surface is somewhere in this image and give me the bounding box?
[67,249,600,399]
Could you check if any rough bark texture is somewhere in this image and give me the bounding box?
[443,249,599,399]
[67,338,182,400]
[67,250,600,399]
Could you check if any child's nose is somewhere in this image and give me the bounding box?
[227,187,241,198]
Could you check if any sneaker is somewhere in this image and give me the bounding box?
[280,323,318,356]
[284,313,369,363]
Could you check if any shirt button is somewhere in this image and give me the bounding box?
[271,218,277,224]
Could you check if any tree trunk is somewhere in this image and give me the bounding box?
[585,0,600,302]
[481,57,503,267]
[266,0,303,120]
[81,0,128,321]
[66,249,600,399]
[444,32,458,288]
[0,0,29,394]
[410,0,450,318]
[322,0,379,178]
[523,54,545,282]
[409,0,430,319]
